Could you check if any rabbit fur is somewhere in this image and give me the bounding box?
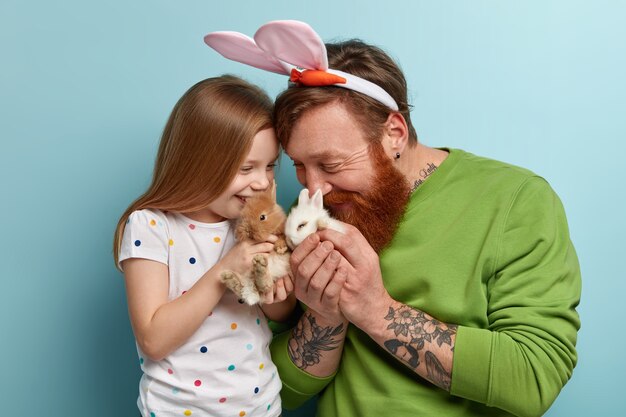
[220,183,291,305]
[284,188,345,250]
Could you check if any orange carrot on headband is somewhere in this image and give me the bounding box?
[290,68,346,87]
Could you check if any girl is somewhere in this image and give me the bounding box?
[113,75,294,417]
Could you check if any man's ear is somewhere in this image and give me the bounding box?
[381,112,409,158]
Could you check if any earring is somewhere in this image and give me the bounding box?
[395,152,401,160]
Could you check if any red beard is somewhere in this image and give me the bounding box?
[323,143,410,253]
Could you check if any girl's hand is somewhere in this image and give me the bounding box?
[219,239,275,275]
[260,273,294,304]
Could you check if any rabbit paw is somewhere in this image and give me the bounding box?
[221,271,244,297]
[275,240,288,254]
[253,254,268,269]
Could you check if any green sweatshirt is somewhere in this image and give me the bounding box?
[270,148,581,417]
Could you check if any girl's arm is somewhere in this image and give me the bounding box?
[123,239,275,361]
[123,258,225,361]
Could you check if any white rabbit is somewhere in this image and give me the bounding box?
[285,189,346,249]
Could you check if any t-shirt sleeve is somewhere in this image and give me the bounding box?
[450,176,581,417]
[118,209,170,270]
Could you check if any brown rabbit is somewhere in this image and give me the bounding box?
[220,182,291,305]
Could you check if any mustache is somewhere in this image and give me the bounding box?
[324,189,373,210]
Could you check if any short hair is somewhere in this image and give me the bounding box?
[274,39,416,147]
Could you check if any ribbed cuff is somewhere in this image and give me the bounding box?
[270,330,335,409]
[450,326,493,404]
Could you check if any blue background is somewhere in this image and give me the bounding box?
[1,1,624,415]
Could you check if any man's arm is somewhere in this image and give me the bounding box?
[377,301,457,391]
[319,177,581,416]
[269,234,349,409]
[318,225,458,390]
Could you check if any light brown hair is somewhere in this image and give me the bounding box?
[274,39,417,147]
[113,75,273,267]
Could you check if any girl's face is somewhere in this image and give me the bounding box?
[185,128,279,223]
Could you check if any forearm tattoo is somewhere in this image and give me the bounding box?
[383,305,457,391]
[288,312,345,370]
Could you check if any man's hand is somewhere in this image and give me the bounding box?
[317,223,392,333]
[289,233,348,323]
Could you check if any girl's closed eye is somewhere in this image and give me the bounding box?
[240,166,253,173]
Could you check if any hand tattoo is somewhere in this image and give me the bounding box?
[288,312,345,370]
[383,305,457,391]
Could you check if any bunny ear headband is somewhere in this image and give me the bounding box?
[203,20,399,111]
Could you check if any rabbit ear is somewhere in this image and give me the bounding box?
[204,31,289,75]
[298,188,310,206]
[311,189,324,209]
[254,20,328,71]
[270,180,277,202]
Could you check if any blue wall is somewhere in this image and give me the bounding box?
[1,1,624,415]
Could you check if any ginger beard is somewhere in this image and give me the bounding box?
[324,142,411,253]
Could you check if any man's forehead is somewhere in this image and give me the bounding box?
[286,141,352,161]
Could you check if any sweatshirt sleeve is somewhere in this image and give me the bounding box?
[450,176,581,417]
[270,328,336,409]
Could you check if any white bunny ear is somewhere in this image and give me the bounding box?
[254,20,328,71]
[298,188,310,206]
[204,31,289,75]
[311,189,324,209]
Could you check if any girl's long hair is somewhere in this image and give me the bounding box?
[113,75,273,268]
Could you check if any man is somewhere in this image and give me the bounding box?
[269,40,581,417]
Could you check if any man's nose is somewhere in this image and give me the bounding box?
[305,170,331,196]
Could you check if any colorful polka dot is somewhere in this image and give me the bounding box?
[200,346,207,353]
[231,323,238,330]
[267,404,271,411]
[139,357,144,365]
[246,343,253,351]
[184,410,192,416]
[189,224,196,230]
[228,364,235,371]
[172,388,179,394]
[259,363,264,370]
[194,379,202,387]
[189,257,196,264]
[134,240,141,247]
[150,219,156,226]
[169,239,174,246]
[213,236,221,243]
[254,387,259,394]
[219,397,227,403]
[239,412,246,417]
[150,413,156,417]
[167,368,173,374]
[256,318,261,325]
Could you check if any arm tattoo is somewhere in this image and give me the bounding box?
[288,311,345,370]
[383,305,457,390]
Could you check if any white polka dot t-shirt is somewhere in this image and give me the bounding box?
[119,209,282,417]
